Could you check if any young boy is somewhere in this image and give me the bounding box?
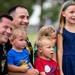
[7,28,38,74]
[34,36,59,75]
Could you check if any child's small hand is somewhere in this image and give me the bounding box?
[25,68,39,75]
[21,65,29,73]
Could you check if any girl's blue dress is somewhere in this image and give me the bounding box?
[57,28,75,75]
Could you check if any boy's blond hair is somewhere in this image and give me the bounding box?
[36,36,54,48]
[10,28,27,41]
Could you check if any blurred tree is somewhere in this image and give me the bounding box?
[40,0,45,20]
[40,1,62,23]
[64,0,68,1]
[40,0,75,23]
[0,0,36,17]
[64,0,75,2]
[1,0,75,24]
[35,0,46,20]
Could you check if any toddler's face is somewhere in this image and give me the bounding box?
[12,35,27,50]
[39,40,54,60]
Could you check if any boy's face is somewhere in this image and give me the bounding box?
[12,35,27,50]
[39,40,54,60]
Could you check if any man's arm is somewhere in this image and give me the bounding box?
[8,68,39,75]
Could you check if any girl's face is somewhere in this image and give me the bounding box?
[39,40,54,60]
[62,5,75,24]
[49,31,57,44]
[12,35,27,51]
[51,32,57,44]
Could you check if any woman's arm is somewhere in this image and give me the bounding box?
[57,34,64,75]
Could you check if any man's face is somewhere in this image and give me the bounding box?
[12,7,29,31]
[0,17,13,44]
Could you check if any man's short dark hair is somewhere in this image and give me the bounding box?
[8,5,26,15]
[0,13,13,22]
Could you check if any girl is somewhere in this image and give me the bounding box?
[34,25,57,62]
[57,1,75,75]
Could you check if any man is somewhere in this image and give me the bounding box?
[7,5,38,75]
[0,14,13,75]
[8,5,29,31]
[8,5,33,65]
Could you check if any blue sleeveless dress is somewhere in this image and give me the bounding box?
[57,28,75,75]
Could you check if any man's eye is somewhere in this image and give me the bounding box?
[4,26,8,29]
[20,16,24,19]
[27,16,29,19]
[20,39,23,41]
[20,15,25,19]
[10,28,12,31]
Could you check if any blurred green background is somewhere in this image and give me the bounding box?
[1,0,74,23]
[28,33,38,47]
[0,0,75,47]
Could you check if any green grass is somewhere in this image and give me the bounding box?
[27,33,38,47]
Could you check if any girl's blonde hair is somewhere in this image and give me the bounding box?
[58,1,75,34]
[34,25,55,47]
[38,25,56,38]
[10,28,27,41]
